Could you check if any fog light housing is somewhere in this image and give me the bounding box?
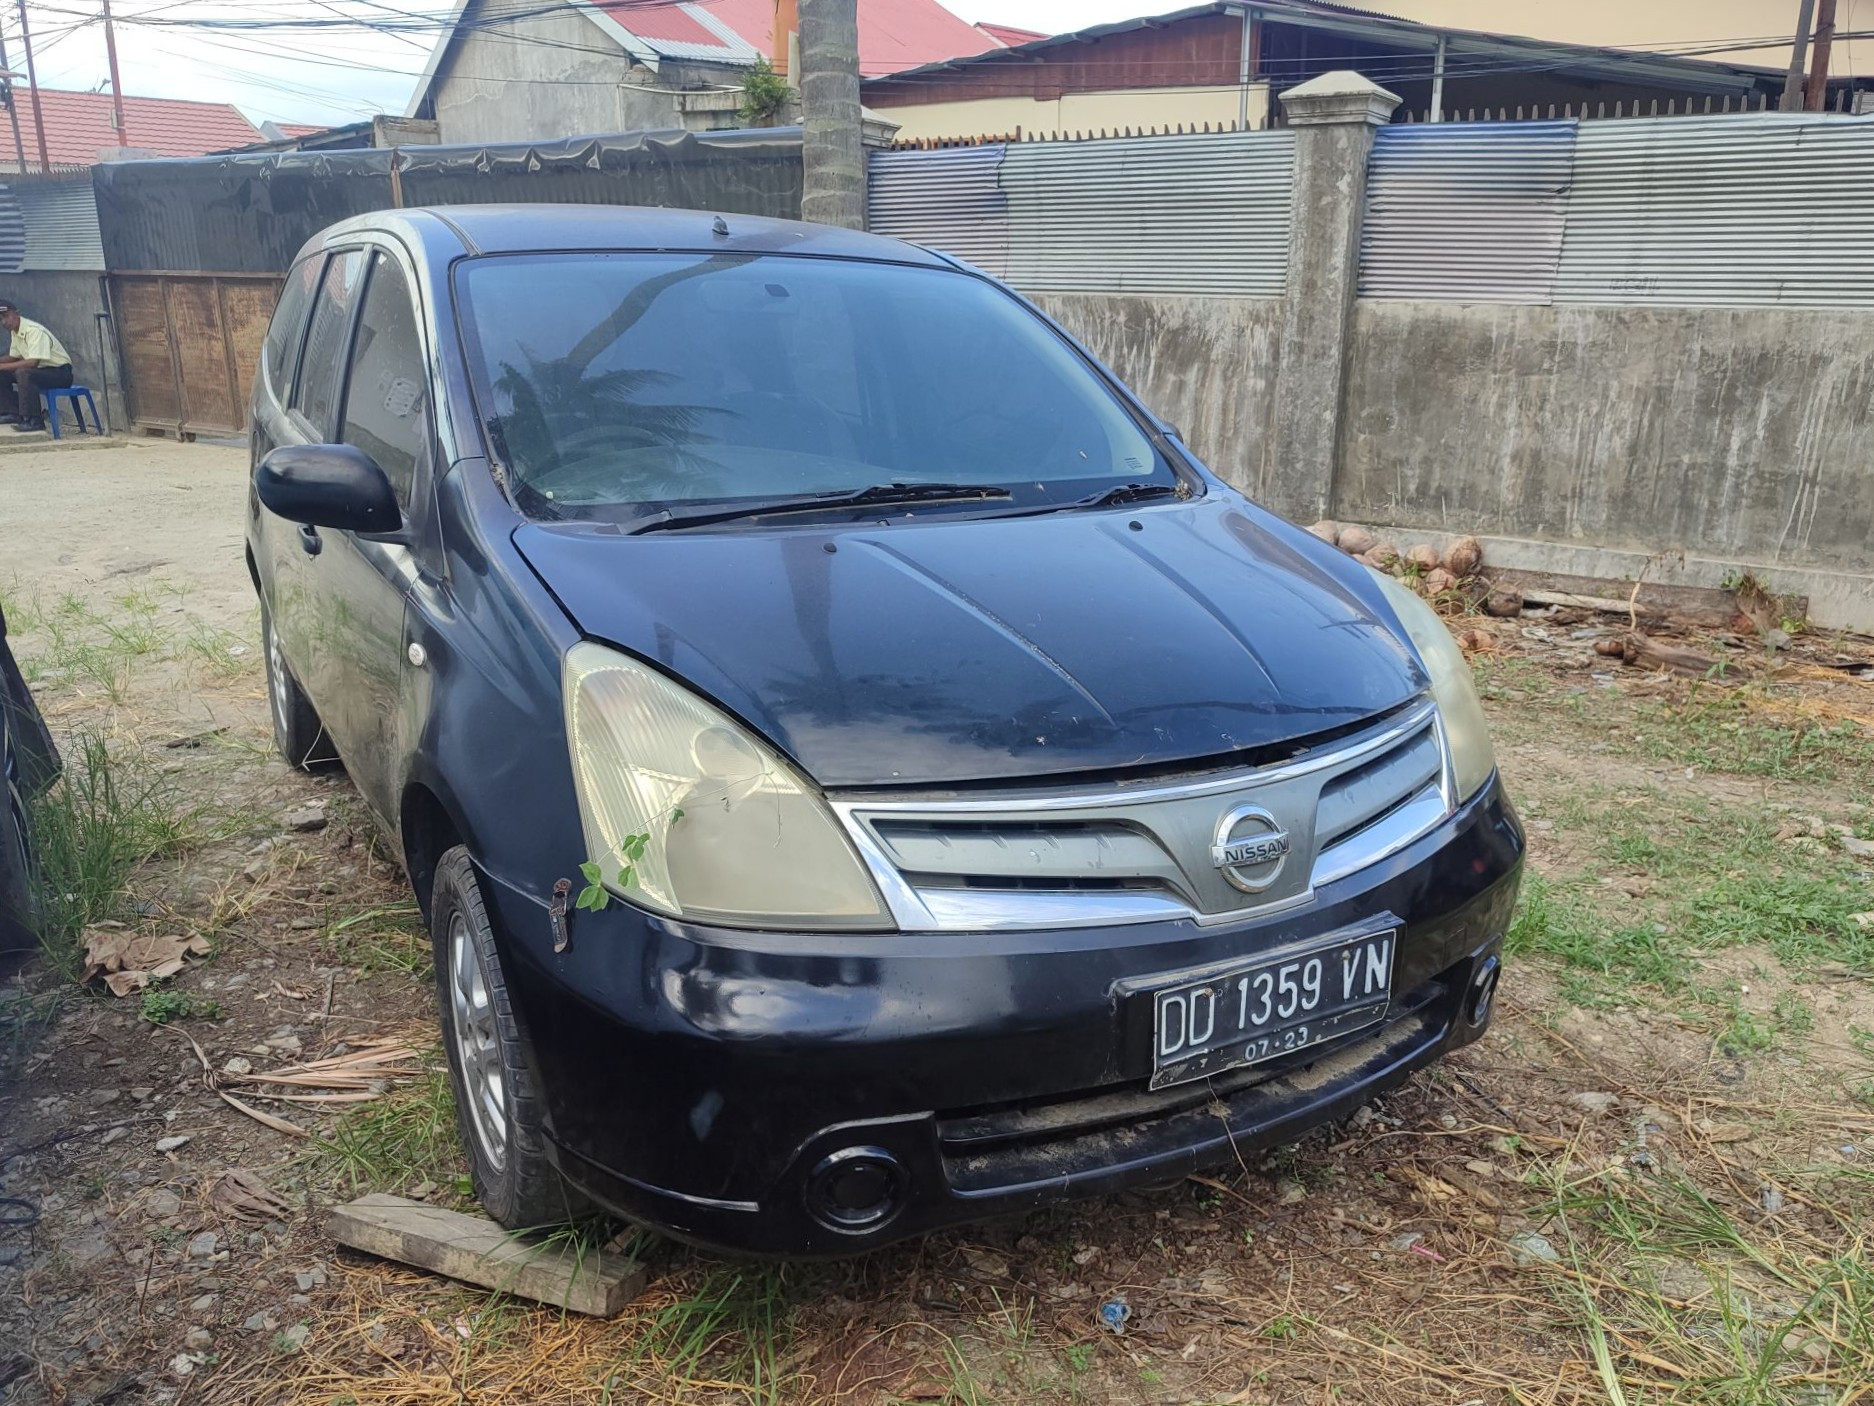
[806,1147,906,1232]
[1468,952,1502,1028]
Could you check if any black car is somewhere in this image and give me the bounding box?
[246,206,1523,1255]
[1,603,57,958]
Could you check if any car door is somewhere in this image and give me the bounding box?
[308,245,435,830]
[267,247,366,709]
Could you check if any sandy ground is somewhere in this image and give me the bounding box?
[1,439,1872,1406]
[3,438,253,617]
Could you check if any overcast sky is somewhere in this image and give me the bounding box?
[12,0,1150,129]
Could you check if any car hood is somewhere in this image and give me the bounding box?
[512,497,1426,787]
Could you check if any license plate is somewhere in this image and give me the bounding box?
[1148,928,1396,1089]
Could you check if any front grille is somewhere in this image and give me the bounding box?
[937,976,1453,1193]
[833,700,1453,932]
[1316,726,1442,850]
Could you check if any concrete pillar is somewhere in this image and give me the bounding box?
[1260,71,1399,522]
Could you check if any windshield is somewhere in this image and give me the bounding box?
[454,252,1183,524]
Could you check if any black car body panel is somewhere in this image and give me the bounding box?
[484,780,1520,1253]
[511,496,1425,787]
[244,205,1524,1254]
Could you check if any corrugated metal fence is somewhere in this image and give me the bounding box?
[867,145,1009,278]
[1361,112,1874,308]
[869,129,1295,297]
[1557,116,1874,306]
[14,178,104,271]
[0,187,25,275]
[1360,122,1573,304]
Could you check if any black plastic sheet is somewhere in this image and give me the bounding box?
[94,126,803,274]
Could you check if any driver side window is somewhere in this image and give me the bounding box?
[340,254,428,512]
[293,249,366,438]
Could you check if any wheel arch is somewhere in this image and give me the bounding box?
[400,778,466,925]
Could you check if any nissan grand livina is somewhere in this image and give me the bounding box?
[245,205,1524,1254]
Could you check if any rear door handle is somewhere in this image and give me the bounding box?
[298,524,322,557]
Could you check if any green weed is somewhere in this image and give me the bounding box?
[26,733,195,976]
[329,904,430,979]
[640,1265,792,1403]
[311,1062,460,1193]
[1533,1165,1874,1401]
[138,987,222,1024]
[1628,690,1874,785]
[1505,872,1690,994]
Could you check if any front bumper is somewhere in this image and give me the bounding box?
[488,775,1523,1255]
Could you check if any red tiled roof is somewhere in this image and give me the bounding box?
[625,0,1007,77]
[274,123,330,139]
[9,88,261,168]
[976,22,1047,47]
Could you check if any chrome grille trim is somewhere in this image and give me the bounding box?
[831,699,1453,933]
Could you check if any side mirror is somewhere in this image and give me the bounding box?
[255,444,400,536]
[1161,421,1185,443]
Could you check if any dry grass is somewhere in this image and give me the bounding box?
[8,449,1874,1406]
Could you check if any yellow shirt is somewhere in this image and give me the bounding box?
[10,317,69,368]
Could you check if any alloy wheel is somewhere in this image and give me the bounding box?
[448,913,507,1170]
[265,618,290,745]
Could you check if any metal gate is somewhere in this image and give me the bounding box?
[107,273,280,436]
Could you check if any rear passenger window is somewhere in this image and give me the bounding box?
[341,254,428,509]
[293,249,366,436]
[264,256,321,403]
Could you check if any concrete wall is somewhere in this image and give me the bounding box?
[1035,292,1282,491]
[1336,302,1874,576]
[4,271,117,426]
[430,13,754,146]
[432,6,636,145]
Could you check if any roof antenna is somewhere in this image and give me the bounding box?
[712,215,730,237]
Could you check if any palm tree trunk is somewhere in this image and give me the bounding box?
[798,0,864,229]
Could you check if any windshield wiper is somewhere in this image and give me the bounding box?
[968,481,1186,522]
[626,482,1013,534]
[1069,481,1184,509]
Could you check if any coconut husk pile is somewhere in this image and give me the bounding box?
[1309,522,1495,612]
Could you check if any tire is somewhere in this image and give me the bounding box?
[261,602,338,770]
[430,845,588,1228]
[0,758,37,958]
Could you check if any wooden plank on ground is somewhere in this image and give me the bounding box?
[1482,566,1798,630]
[326,1193,647,1317]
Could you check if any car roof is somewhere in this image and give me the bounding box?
[322,205,954,268]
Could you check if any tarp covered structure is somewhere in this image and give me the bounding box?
[94,126,804,273]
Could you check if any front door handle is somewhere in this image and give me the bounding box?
[298,524,323,557]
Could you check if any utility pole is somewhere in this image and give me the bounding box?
[1782,0,1816,110]
[0,27,28,175]
[14,0,49,172]
[798,0,863,230]
[1804,0,1837,110]
[101,0,128,148]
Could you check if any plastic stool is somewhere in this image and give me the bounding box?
[41,385,104,439]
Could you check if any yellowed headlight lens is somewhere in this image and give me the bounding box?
[1372,572,1497,801]
[563,642,889,930]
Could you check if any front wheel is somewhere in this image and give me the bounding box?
[430,846,587,1228]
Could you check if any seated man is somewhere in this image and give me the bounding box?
[0,300,73,432]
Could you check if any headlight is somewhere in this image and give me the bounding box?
[1371,572,1497,801]
[563,641,890,930]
